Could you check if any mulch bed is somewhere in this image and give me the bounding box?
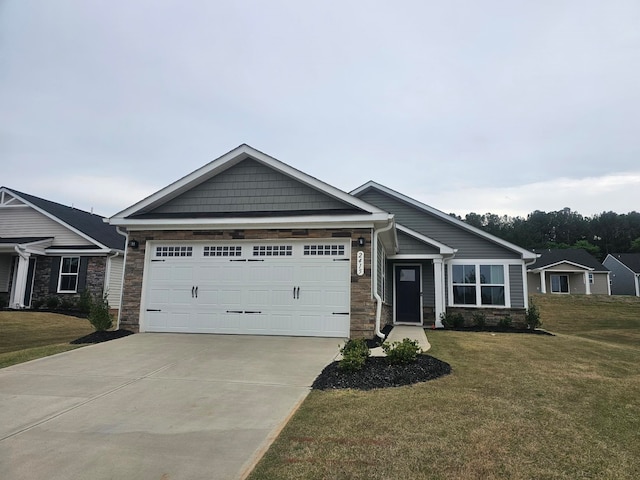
[312,354,452,391]
[71,329,135,344]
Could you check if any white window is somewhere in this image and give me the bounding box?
[588,273,594,284]
[155,246,193,257]
[204,246,242,257]
[551,274,569,293]
[303,244,345,256]
[451,264,506,306]
[58,257,80,293]
[253,245,292,256]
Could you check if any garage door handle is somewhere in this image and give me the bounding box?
[297,287,300,299]
[333,258,349,261]
[191,286,195,298]
[195,286,198,298]
[146,309,162,312]
[226,310,243,314]
[293,287,296,299]
[332,312,349,315]
[244,311,262,314]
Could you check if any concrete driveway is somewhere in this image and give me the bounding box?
[0,333,340,480]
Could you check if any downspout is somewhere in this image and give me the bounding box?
[372,221,395,339]
[12,245,30,309]
[115,227,129,329]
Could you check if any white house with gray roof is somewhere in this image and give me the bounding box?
[0,187,125,312]
[109,145,537,338]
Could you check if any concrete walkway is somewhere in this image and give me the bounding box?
[0,334,340,480]
[370,325,431,356]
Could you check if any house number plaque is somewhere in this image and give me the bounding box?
[356,251,365,276]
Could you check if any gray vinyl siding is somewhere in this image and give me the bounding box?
[0,208,92,246]
[357,190,519,259]
[604,257,637,295]
[397,231,441,254]
[144,159,358,216]
[509,264,525,308]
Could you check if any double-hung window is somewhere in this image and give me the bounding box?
[58,257,80,293]
[452,264,506,306]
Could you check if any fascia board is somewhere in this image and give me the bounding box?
[388,254,447,260]
[530,260,594,272]
[396,224,456,254]
[351,181,537,261]
[5,190,109,251]
[110,145,385,220]
[45,248,111,255]
[111,212,392,231]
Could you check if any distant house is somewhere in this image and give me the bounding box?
[0,187,125,312]
[603,253,640,297]
[527,248,610,295]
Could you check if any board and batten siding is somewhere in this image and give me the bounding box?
[106,254,124,310]
[141,159,357,216]
[0,208,92,246]
[357,190,520,259]
[509,264,525,308]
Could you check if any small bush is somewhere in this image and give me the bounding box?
[88,293,113,332]
[45,296,60,310]
[497,315,512,329]
[472,311,487,329]
[31,299,44,310]
[339,338,370,372]
[0,293,8,308]
[526,299,542,329]
[440,311,465,329]
[77,290,93,315]
[382,338,422,364]
[59,297,77,311]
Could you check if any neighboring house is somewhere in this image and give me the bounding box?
[603,253,640,296]
[108,144,537,339]
[0,187,125,312]
[527,248,610,295]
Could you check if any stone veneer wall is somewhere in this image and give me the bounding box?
[446,307,527,328]
[119,228,377,338]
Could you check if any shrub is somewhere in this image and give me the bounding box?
[31,299,44,310]
[339,338,370,372]
[59,297,77,311]
[382,338,422,364]
[0,292,8,308]
[88,293,113,331]
[472,311,487,329]
[526,299,542,329]
[77,290,93,315]
[497,315,512,329]
[45,296,60,310]
[440,311,465,329]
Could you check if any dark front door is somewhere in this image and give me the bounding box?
[394,265,421,323]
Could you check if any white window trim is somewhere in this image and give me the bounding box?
[58,256,80,293]
[447,260,512,308]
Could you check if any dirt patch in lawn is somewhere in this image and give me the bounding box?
[312,354,451,390]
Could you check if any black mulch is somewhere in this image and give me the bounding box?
[71,329,135,344]
[312,354,452,391]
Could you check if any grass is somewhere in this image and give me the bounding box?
[0,311,93,368]
[248,294,640,480]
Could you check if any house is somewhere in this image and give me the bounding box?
[108,144,537,338]
[526,248,610,295]
[603,253,640,296]
[0,187,125,313]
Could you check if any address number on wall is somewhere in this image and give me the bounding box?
[356,251,365,276]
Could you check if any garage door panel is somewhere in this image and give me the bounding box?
[144,240,351,337]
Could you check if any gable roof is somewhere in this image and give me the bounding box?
[351,181,537,261]
[1,187,125,250]
[605,253,640,273]
[109,144,391,228]
[528,249,608,272]
[395,224,456,256]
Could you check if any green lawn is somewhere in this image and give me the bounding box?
[248,295,640,480]
[0,311,93,368]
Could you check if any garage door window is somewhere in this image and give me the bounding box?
[155,246,193,257]
[252,245,293,256]
[303,244,345,256]
[204,246,242,257]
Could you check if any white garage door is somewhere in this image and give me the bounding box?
[142,240,351,337]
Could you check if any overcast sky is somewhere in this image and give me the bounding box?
[1,1,639,219]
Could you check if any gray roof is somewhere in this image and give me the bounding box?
[528,248,608,271]
[3,187,125,250]
[608,253,640,273]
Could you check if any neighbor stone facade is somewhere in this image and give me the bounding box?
[119,228,377,338]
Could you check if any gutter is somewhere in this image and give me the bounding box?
[372,219,395,339]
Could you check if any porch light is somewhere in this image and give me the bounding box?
[128,240,139,249]
[357,237,365,247]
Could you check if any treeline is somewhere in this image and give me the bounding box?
[452,208,640,260]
